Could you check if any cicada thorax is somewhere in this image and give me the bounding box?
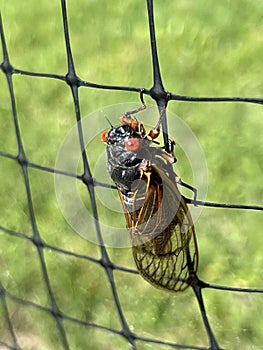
[102,112,198,292]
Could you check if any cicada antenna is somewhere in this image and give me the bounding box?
[105,115,114,128]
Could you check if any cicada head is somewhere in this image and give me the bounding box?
[102,124,152,194]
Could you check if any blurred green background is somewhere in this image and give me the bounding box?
[0,0,263,349]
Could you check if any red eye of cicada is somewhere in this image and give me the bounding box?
[125,138,140,151]
[101,130,109,142]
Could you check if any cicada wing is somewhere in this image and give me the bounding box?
[121,165,198,292]
[117,169,164,237]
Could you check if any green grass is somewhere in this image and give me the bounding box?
[0,0,263,349]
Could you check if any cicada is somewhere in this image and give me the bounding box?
[101,104,198,292]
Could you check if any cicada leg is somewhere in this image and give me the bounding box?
[160,135,198,204]
[176,177,198,203]
[120,91,147,135]
[121,89,147,119]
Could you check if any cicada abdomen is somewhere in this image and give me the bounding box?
[102,106,198,292]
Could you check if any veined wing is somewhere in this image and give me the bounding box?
[118,164,198,292]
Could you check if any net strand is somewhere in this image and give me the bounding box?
[1,145,262,210]
[1,11,70,350]
[0,282,21,350]
[61,1,137,348]
[7,66,263,106]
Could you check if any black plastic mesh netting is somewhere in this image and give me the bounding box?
[0,1,263,349]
